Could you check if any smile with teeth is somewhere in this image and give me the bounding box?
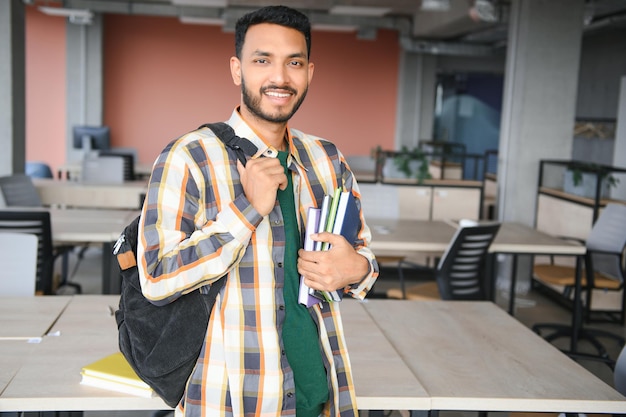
[265,91,292,98]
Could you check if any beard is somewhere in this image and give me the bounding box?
[241,78,308,124]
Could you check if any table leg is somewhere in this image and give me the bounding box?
[570,255,583,353]
[508,254,518,315]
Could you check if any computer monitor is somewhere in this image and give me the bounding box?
[72,125,111,152]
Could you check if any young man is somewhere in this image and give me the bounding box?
[137,5,379,417]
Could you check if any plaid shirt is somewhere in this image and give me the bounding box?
[138,109,379,417]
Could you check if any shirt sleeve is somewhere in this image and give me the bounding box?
[137,135,263,305]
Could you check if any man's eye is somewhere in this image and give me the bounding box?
[255,59,268,64]
[289,61,303,67]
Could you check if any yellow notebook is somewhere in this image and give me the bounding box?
[80,352,153,398]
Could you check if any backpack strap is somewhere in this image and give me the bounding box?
[198,122,258,166]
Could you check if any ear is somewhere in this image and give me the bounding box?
[308,61,314,84]
[230,56,242,86]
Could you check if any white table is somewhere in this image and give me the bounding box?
[33,178,148,210]
[0,295,427,412]
[49,208,139,294]
[57,161,153,181]
[360,299,626,413]
[368,219,585,312]
[2,296,625,413]
[0,296,71,340]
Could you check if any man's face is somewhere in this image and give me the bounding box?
[231,23,314,124]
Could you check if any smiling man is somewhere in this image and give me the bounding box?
[137,5,379,417]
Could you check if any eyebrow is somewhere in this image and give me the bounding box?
[252,50,307,59]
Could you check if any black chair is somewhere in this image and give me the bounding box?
[0,174,82,294]
[0,210,55,295]
[387,222,501,300]
[532,203,626,364]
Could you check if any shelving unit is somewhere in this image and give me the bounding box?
[535,160,626,239]
[533,160,626,319]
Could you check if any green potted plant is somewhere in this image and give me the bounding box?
[391,146,432,184]
[564,162,620,199]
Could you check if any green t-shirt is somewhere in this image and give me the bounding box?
[276,150,329,417]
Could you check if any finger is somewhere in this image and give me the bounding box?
[278,175,288,191]
[312,232,346,247]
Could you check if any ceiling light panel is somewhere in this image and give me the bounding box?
[329,5,391,17]
[172,0,227,6]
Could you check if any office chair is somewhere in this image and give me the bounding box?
[99,150,136,181]
[25,161,54,179]
[0,173,43,207]
[0,210,56,295]
[387,222,500,300]
[0,174,82,294]
[532,203,626,363]
[0,232,38,296]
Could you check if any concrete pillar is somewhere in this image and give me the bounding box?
[66,15,104,163]
[496,0,585,297]
[395,51,437,149]
[498,0,585,225]
[0,0,26,176]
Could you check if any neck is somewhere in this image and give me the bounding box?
[239,107,288,150]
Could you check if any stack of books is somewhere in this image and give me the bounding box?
[299,187,360,307]
[80,351,154,398]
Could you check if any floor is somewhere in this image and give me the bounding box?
[58,247,625,417]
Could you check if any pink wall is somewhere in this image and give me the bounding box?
[25,7,67,172]
[26,10,400,169]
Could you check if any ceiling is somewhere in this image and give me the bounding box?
[35,0,626,56]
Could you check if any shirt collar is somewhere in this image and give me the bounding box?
[226,108,307,171]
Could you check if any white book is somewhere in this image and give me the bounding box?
[314,195,331,251]
[298,207,323,307]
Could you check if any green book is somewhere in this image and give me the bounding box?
[321,187,342,251]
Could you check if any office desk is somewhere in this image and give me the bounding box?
[361,299,626,413]
[2,296,624,414]
[0,295,428,412]
[368,219,585,313]
[33,178,147,210]
[0,296,71,340]
[56,162,154,181]
[0,297,71,402]
[50,208,139,294]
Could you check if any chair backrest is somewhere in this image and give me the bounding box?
[82,155,125,184]
[586,203,626,283]
[0,210,54,295]
[615,344,626,395]
[99,150,136,181]
[436,222,501,300]
[0,174,43,207]
[25,161,54,179]
[0,232,38,296]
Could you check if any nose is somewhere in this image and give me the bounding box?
[268,63,288,85]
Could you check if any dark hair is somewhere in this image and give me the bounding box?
[235,5,311,59]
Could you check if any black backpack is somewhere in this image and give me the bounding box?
[114,122,257,408]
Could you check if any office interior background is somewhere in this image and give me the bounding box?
[2,0,626,227]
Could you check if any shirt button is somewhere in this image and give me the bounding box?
[274,220,280,225]
[281,349,286,355]
[277,262,283,268]
[287,392,294,398]
[279,305,285,310]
